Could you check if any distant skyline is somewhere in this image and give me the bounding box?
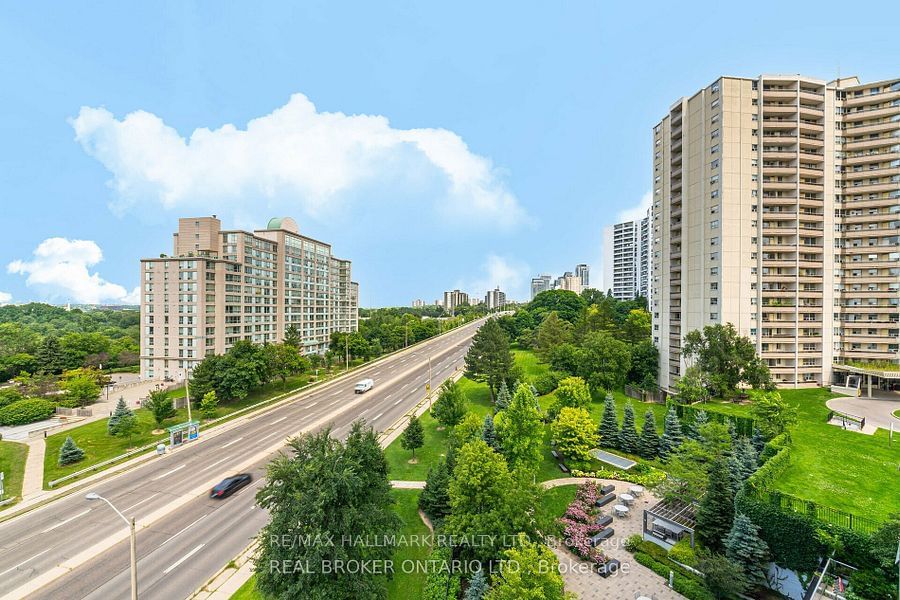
[1,1,898,306]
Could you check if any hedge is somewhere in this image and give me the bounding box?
[571,466,666,488]
[676,404,754,437]
[735,489,823,572]
[746,443,791,492]
[0,388,26,409]
[632,551,713,600]
[0,398,55,426]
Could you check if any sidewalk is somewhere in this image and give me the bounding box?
[19,437,46,498]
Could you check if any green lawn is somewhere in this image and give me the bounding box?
[230,575,261,600]
[43,374,311,488]
[0,441,28,507]
[765,388,900,521]
[893,408,900,420]
[386,489,432,599]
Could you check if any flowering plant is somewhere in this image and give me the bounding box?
[557,482,609,565]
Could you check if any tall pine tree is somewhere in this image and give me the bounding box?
[464,318,514,402]
[107,397,134,436]
[618,402,639,454]
[637,408,661,459]
[725,513,770,586]
[696,456,735,553]
[494,380,511,413]
[419,457,452,522]
[464,567,488,600]
[659,405,684,459]
[686,409,709,440]
[598,394,620,449]
[481,414,500,451]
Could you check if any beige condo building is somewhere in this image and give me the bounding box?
[139,216,359,381]
[652,74,900,391]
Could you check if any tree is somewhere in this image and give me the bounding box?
[550,407,597,462]
[534,312,572,358]
[528,289,586,324]
[547,376,591,421]
[494,380,511,412]
[749,390,797,440]
[283,324,302,348]
[200,390,219,419]
[266,343,308,387]
[547,343,580,376]
[683,323,772,397]
[400,415,424,460]
[576,332,631,394]
[659,405,685,459]
[675,365,709,405]
[637,408,660,459]
[145,389,176,428]
[481,414,500,451]
[58,436,85,466]
[419,456,453,521]
[464,319,514,401]
[699,553,748,600]
[107,398,134,436]
[60,370,101,407]
[621,309,651,344]
[495,384,543,472]
[450,412,486,451]
[114,411,138,444]
[627,340,659,390]
[35,336,65,374]
[464,567,488,600]
[598,394,619,448]
[432,380,467,428]
[725,513,770,586]
[484,535,569,600]
[256,422,399,600]
[696,456,735,553]
[685,409,709,440]
[618,402,640,454]
[445,441,545,564]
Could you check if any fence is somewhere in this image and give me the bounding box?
[624,385,665,403]
[55,407,92,418]
[674,403,755,437]
[750,488,880,535]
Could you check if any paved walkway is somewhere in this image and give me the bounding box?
[826,390,900,432]
[19,438,45,498]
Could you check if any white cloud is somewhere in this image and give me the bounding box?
[460,254,530,302]
[7,238,139,305]
[616,189,652,223]
[71,93,528,230]
[0,291,11,305]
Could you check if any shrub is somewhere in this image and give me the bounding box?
[846,568,894,600]
[0,398,55,425]
[422,547,462,600]
[0,387,26,409]
[533,371,562,396]
[669,538,699,567]
[632,552,714,600]
[623,534,643,552]
[570,466,667,488]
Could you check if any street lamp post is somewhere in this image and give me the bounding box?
[183,367,193,424]
[86,492,137,600]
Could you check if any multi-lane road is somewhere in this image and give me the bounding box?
[0,318,485,600]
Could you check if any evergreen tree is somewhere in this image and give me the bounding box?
[400,415,425,459]
[464,567,488,600]
[481,414,500,451]
[107,397,134,436]
[495,385,543,472]
[739,437,759,478]
[494,380,511,413]
[686,409,709,440]
[725,513,770,586]
[419,456,452,521]
[618,402,639,453]
[35,336,65,374]
[464,318,514,401]
[696,456,735,553]
[659,405,684,459]
[750,427,766,454]
[637,408,661,459]
[283,324,302,348]
[58,435,85,466]
[598,394,620,449]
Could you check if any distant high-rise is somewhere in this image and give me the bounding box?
[575,264,590,288]
[442,289,469,315]
[139,216,358,380]
[485,287,507,310]
[412,299,424,308]
[603,210,651,301]
[530,275,553,299]
[652,74,900,391]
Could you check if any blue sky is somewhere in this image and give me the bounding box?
[1,1,898,307]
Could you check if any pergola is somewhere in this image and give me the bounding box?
[832,364,900,398]
[643,498,697,550]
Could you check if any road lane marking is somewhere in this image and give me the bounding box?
[307,401,319,408]
[159,514,208,549]
[40,510,91,534]
[151,464,185,481]
[257,431,280,443]
[198,455,235,473]
[393,398,403,406]
[372,412,384,421]
[221,437,244,449]
[0,549,52,577]
[269,416,287,425]
[163,543,205,574]
[123,493,159,513]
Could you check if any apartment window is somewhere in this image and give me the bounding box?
[711,128,720,139]
[711,81,720,93]
[710,252,719,261]
[710,312,719,320]
[710,219,719,229]
[710,144,720,154]
[710,237,719,246]
[710,267,719,276]
[710,297,718,306]
[711,159,720,169]
[711,189,720,199]
[710,205,720,214]
[711,99,720,110]
[710,282,718,291]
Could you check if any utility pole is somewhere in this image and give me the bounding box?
[345,334,350,371]
[428,355,433,409]
[86,493,137,600]
[405,322,409,348]
[184,367,192,424]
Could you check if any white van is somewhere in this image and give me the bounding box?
[354,378,374,394]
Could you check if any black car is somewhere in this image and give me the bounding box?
[210,473,253,498]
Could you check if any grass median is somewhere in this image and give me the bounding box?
[0,441,28,507]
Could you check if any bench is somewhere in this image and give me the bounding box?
[551,450,560,460]
[600,484,615,495]
[590,528,614,546]
[595,514,613,528]
[596,558,621,578]
[595,493,615,507]
[558,463,570,474]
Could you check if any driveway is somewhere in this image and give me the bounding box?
[826,390,900,432]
